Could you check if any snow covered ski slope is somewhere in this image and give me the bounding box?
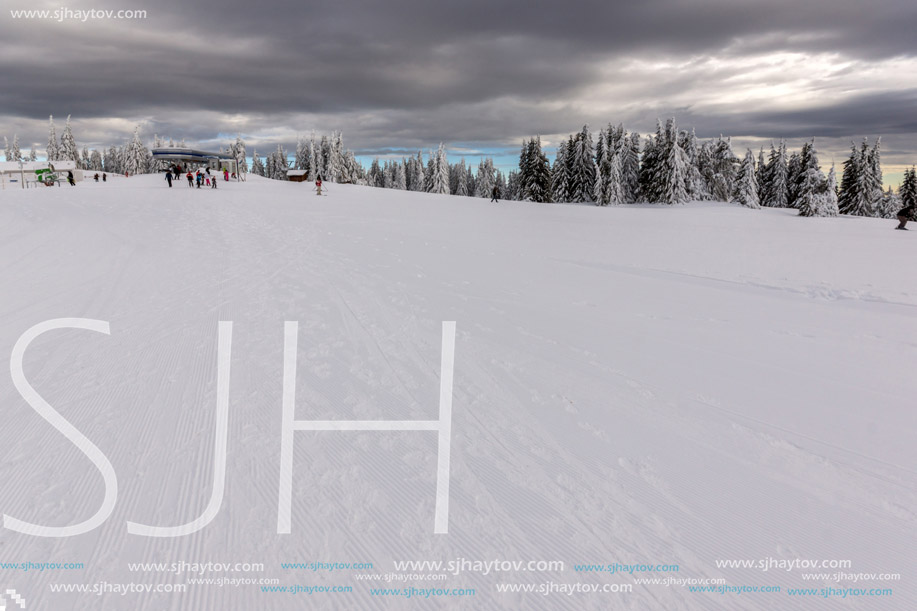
[0,174,914,610]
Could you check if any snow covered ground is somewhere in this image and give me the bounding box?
[0,174,914,610]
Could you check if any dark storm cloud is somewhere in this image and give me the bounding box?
[681,91,917,140]
[1,0,916,162]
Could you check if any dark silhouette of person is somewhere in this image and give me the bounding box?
[897,204,916,230]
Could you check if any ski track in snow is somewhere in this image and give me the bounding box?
[0,176,914,610]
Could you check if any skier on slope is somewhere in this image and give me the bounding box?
[165,169,173,188]
[314,175,323,196]
[67,170,75,186]
[896,204,916,230]
[186,171,194,187]
[491,185,500,203]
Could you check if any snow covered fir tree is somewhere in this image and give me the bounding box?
[733,150,760,209]
[838,139,886,217]
[6,114,915,221]
[899,167,917,209]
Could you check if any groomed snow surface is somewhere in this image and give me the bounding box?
[0,174,914,610]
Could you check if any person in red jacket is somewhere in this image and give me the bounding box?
[315,175,323,196]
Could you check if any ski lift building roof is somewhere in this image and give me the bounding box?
[151,147,236,163]
[151,147,241,177]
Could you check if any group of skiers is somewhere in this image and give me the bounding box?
[164,164,232,189]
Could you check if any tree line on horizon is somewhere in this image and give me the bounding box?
[3,116,151,175]
[506,119,904,218]
[5,116,915,217]
[274,118,911,218]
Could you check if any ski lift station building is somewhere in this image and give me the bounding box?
[151,147,240,176]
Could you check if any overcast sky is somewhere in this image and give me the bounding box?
[2,0,916,183]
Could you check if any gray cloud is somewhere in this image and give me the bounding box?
[680,91,917,139]
[1,0,917,172]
